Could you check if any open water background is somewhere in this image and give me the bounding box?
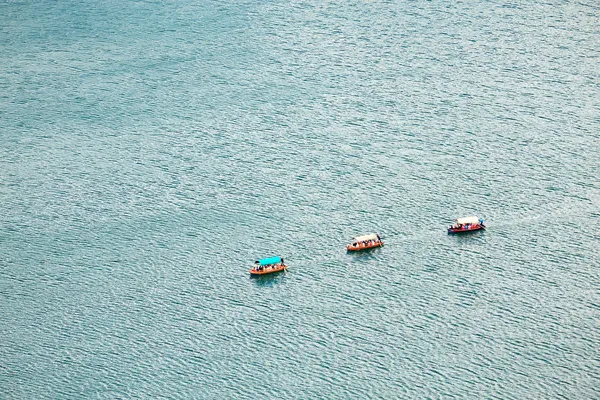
[1,0,599,398]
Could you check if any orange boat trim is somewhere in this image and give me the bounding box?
[346,241,384,251]
[249,264,288,275]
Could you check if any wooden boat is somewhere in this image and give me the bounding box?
[447,216,485,234]
[346,234,384,251]
[250,256,287,276]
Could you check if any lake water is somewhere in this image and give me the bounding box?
[1,0,599,398]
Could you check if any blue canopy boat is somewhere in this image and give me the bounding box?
[250,256,287,276]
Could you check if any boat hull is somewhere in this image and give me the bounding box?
[447,225,485,234]
[346,242,384,251]
[249,265,287,276]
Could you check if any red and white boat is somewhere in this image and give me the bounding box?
[346,234,384,251]
[447,216,485,234]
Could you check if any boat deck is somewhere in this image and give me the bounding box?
[250,264,287,276]
[346,241,384,251]
[447,225,485,234]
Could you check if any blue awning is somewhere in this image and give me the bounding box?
[258,256,282,266]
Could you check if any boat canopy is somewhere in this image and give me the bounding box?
[455,216,481,225]
[257,256,282,266]
[352,234,379,243]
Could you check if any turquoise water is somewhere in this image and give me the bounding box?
[1,0,599,398]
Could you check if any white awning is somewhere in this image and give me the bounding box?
[352,234,379,243]
[455,216,480,225]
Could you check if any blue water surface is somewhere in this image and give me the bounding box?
[1,0,599,398]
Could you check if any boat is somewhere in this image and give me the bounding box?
[447,216,485,234]
[250,256,287,276]
[346,234,383,251]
